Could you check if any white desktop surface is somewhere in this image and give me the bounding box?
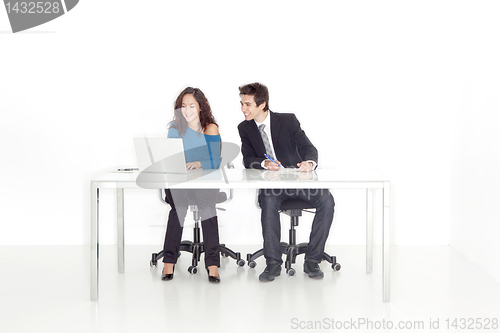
[90,168,391,301]
[93,168,389,188]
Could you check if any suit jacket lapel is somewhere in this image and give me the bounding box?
[248,120,267,157]
[270,111,281,154]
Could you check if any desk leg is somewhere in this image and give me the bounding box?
[91,182,99,301]
[366,189,373,274]
[383,182,391,302]
[117,189,124,273]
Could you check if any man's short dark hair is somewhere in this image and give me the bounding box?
[239,82,270,111]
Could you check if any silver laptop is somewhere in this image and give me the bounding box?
[134,138,196,174]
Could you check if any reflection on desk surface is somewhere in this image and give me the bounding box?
[242,168,316,182]
[94,167,389,185]
[136,168,224,187]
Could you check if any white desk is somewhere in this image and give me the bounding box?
[90,168,391,301]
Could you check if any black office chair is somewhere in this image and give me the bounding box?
[150,188,245,273]
[247,198,341,276]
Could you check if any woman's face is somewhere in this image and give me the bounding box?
[181,94,201,124]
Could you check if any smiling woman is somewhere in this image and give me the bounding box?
[181,94,200,127]
[162,86,223,283]
[170,87,216,136]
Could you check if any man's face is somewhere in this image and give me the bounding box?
[240,94,267,123]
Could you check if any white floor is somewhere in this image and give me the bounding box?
[0,245,499,333]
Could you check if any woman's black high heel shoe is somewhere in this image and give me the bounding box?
[161,265,175,281]
[206,268,221,283]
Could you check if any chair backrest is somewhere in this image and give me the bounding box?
[159,160,233,206]
[160,189,228,206]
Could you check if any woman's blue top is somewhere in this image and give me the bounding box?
[167,126,221,170]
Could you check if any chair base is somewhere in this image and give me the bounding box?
[153,191,242,273]
[150,242,245,274]
[246,204,341,275]
[246,242,341,276]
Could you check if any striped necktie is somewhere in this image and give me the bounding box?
[258,124,275,160]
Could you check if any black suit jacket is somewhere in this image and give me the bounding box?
[237,111,318,169]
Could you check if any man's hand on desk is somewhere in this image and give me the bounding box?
[297,161,313,172]
[186,161,202,170]
[264,159,281,171]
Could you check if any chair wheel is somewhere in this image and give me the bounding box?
[221,252,228,258]
[150,260,157,267]
[287,268,296,276]
[332,263,341,271]
[188,266,198,274]
[237,259,245,267]
[248,261,256,268]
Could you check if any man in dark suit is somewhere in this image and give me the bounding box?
[237,82,335,281]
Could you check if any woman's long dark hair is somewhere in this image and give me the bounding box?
[168,87,217,136]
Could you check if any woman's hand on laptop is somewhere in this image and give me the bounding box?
[186,161,202,170]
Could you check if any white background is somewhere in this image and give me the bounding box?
[1,1,499,282]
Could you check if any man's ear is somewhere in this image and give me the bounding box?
[258,101,266,111]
